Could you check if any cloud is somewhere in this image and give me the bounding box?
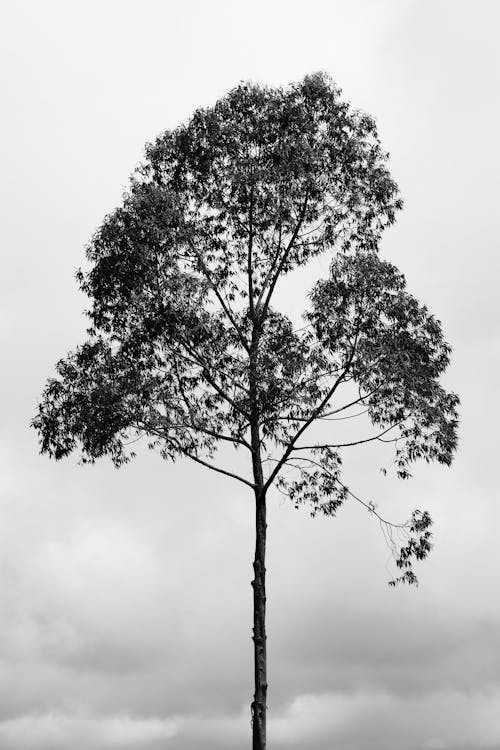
[269,599,500,701]
[422,740,447,750]
[4,688,500,750]
[0,713,178,750]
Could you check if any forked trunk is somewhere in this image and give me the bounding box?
[251,488,267,749]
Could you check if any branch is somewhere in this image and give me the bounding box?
[320,409,369,421]
[248,186,256,321]
[162,340,249,397]
[256,190,310,321]
[279,455,410,530]
[263,332,360,492]
[258,391,376,432]
[174,333,250,418]
[257,364,344,420]
[173,441,255,489]
[291,423,402,451]
[142,425,254,489]
[186,237,250,353]
[271,408,370,423]
[168,420,251,450]
[167,360,250,450]
[339,481,409,529]
[324,389,381,416]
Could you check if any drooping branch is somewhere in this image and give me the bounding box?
[273,453,433,586]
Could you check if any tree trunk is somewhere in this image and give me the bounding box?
[251,488,267,749]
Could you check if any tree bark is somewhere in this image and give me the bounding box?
[249,315,267,748]
[251,487,267,749]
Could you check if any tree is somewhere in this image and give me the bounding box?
[32,73,458,750]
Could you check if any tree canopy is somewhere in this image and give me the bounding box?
[34,72,456,517]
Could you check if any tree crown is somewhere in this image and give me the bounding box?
[33,73,458,584]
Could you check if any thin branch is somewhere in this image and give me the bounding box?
[263,329,360,492]
[338,482,411,530]
[177,446,255,489]
[123,431,146,446]
[276,455,410,530]
[248,185,256,321]
[253,231,282,313]
[274,408,370,423]
[167,360,250,449]
[258,392,375,431]
[321,409,369,421]
[291,423,402,451]
[256,365,344,419]
[167,420,251,450]
[186,237,250,353]
[174,333,250,418]
[151,433,256,489]
[325,389,381,416]
[258,191,310,322]
[161,340,250,397]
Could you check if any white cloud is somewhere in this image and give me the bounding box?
[267,690,500,749]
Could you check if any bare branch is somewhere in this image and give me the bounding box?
[155,433,255,489]
[177,446,255,489]
[291,423,402,451]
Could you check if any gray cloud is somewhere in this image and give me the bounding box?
[2,690,499,750]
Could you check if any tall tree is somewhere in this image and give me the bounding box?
[32,73,458,749]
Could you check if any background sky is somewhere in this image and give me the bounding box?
[1,1,499,748]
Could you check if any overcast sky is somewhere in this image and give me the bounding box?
[1,1,499,748]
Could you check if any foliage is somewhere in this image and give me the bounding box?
[33,73,458,586]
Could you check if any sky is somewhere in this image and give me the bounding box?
[1,0,499,748]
